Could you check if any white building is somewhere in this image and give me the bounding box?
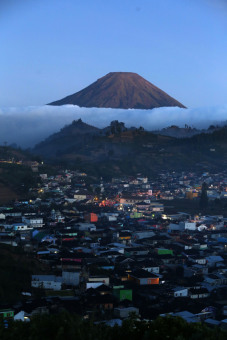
[173,287,188,298]
[31,275,62,290]
[62,271,80,287]
[77,223,96,232]
[183,222,196,230]
[13,223,32,231]
[22,216,44,228]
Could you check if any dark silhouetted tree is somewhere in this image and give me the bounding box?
[199,182,208,209]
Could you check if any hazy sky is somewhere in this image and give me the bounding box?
[1,0,227,107]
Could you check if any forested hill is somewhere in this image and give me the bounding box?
[182,125,227,145]
[0,146,41,203]
[33,121,227,177]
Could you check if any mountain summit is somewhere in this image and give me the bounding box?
[48,72,185,109]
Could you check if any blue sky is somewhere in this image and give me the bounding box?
[0,0,227,107]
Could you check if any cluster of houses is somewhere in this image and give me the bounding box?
[0,168,227,329]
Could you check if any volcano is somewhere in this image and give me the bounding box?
[48,72,185,109]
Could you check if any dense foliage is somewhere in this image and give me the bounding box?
[0,163,39,194]
[0,246,30,303]
[0,313,226,340]
[0,245,47,304]
[34,123,227,177]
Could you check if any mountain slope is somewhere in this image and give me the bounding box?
[33,119,101,157]
[48,72,185,109]
[33,120,227,177]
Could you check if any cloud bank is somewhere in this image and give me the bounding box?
[0,104,227,148]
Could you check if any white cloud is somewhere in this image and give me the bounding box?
[0,104,226,148]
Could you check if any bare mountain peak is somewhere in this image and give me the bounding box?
[48,72,185,109]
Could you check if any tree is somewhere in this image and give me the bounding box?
[110,121,126,135]
[199,182,208,209]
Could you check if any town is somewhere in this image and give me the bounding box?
[0,162,227,330]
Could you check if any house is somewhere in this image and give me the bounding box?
[124,247,149,257]
[204,273,227,286]
[0,234,18,246]
[119,196,142,205]
[0,309,14,319]
[138,260,160,274]
[191,264,208,275]
[14,311,30,322]
[22,215,44,228]
[102,319,122,327]
[133,231,155,240]
[62,270,80,287]
[93,295,115,310]
[84,289,114,310]
[22,299,50,317]
[205,255,224,267]
[168,223,185,232]
[149,202,164,212]
[136,202,150,211]
[85,213,98,223]
[155,248,173,256]
[189,255,207,265]
[223,305,227,317]
[188,287,209,299]
[31,275,62,290]
[205,319,220,327]
[32,230,54,244]
[113,288,132,301]
[173,287,188,298]
[220,319,227,330]
[170,311,200,323]
[74,190,88,201]
[128,268,159,285]
[76,223,96,232]
[13,223,32,231]
[114,306,139,318]
[118,231,132,241]
[95,284,112,296]
[88,275,110,286]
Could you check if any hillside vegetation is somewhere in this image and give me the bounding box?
[0,313,226,340]
[33,121,227,177]
[0,146,41,203]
